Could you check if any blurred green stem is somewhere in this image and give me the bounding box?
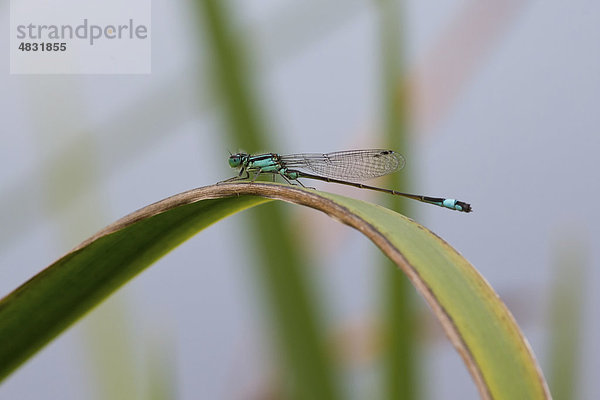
[377,0,419,399]
[548,241,585,400]
[194,1,341,399]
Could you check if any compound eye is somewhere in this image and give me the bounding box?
[228,156,242,168]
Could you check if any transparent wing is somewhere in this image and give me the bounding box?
[279,149,405,181]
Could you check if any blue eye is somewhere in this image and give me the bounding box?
[228,156,242,168]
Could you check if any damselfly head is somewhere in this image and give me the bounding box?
[228,153,248,168]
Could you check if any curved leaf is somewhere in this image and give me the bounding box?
[0,191,268,381]
[0,182,550,399]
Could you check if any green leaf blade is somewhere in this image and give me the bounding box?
[314,191,550,400]
[0,183,550,400]
[0,193,268,380]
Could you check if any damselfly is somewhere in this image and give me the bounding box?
[225,149,471,212]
